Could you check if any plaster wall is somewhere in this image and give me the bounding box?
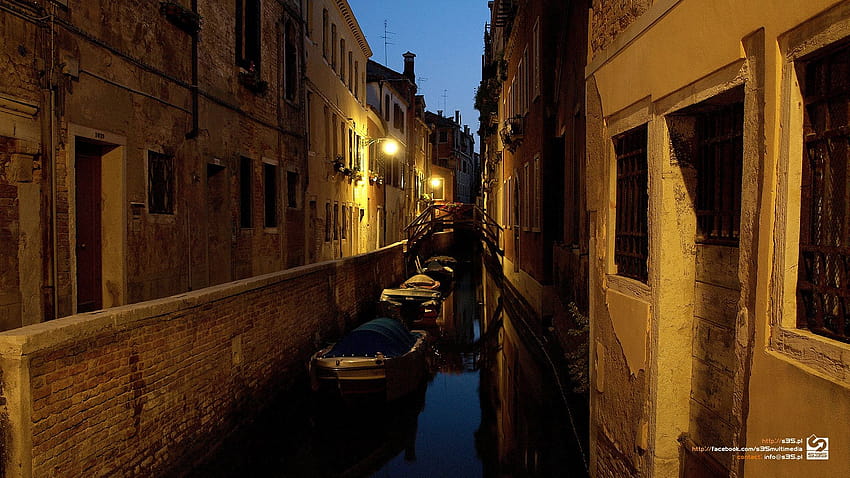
[587,0,850,476]
[304,0,374,263]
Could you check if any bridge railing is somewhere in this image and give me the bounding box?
[405,203,503,254]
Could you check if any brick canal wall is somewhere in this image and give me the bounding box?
[0,244,405,478]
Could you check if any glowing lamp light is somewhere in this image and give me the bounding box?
[430,177,443,188]
[381,139,399,155]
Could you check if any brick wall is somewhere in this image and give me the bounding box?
[0,244,405,478]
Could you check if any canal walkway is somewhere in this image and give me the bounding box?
[189,251,588,477]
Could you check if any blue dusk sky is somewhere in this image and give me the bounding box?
[347,0,490,135]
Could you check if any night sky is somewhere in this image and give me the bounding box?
[348,0,490,135]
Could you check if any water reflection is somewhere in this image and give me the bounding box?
[189,253,587,477]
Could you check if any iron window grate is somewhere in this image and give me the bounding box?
[614,125,649,283]
[695,103,744,245]
[798,42,850,343]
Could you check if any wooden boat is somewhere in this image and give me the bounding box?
[310,318,428,401]
[379,288,443,324]
[401,273,441,290]
[420,260,454,287]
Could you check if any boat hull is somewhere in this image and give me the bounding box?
[310,331,428,401]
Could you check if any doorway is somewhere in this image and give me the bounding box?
[207,163,231,286]
[75,140,104,312]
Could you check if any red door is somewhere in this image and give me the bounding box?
[75,148,102,312]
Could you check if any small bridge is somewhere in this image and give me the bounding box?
[405,203,503,256]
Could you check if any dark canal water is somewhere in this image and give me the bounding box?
[190,254,588,477]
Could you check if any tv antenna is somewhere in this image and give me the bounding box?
[441,89,448,113]
[379,20,396,65]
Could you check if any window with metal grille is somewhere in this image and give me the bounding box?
[263,162,277,228]
[239,156,253,228]
[695,103,744,244]
[797,42,850,343]
[614,125,649,282]
[148,151,174,214]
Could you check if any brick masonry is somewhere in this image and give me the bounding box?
[0,244,405,478]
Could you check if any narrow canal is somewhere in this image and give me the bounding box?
[189,251,588,477]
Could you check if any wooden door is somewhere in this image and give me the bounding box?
[75,149,102,312]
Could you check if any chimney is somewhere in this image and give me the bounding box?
[403,51,416,81]
[437,109,443,117]
[455,110,460,124]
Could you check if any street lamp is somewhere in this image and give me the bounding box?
[362,136,400,155]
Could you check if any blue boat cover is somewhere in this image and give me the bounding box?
[323,318,418,358]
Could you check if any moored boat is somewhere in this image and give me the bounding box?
[310,318,428,401]
[401,273,441,290]
[379,287,443,324]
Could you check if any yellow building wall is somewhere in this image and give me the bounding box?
[588,0,850,476]
[304,0,373,262]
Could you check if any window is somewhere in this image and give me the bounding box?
[393,103,403,131]
[695,103,743,244]
[347,128,353,168]
[148,151,174,214]
[306,92,312,150]
[439,130,447,143]
[341,205,348,239]
[340,38,346,81]
[797,42,850,343]
[348,51,353,90]
[331,24,337,70]
[287,171,298,208]
[354,61,359,99]
[533,155,541,230]
[284,20,298,101]
[239,156,253,228]
[503,179,509,227]
[263,162,277,228]
[384,94,390,121]
[325,202,331,241]
[533,17,540,99]
[236,0,261,71]
[322,9,328,59]
[614,125,648,282]
[333,203,339,240]
[304,0,312,37]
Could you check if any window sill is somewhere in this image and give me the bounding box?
[606,273,651,301]
[263,227,279,234]
[770,326,850,386]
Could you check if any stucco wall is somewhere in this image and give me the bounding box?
[0,244,405,478]
[587,0,850,476]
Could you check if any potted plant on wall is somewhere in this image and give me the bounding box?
[238,62,268,95]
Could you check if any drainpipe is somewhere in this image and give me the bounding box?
[185,0,199,139]
[48,6,58,320]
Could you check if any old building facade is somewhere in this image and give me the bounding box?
[0,0,307,327]
[425,110,476,205]
[479,0,588,327]
[586,0,850,476]
[303,0,374,261]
